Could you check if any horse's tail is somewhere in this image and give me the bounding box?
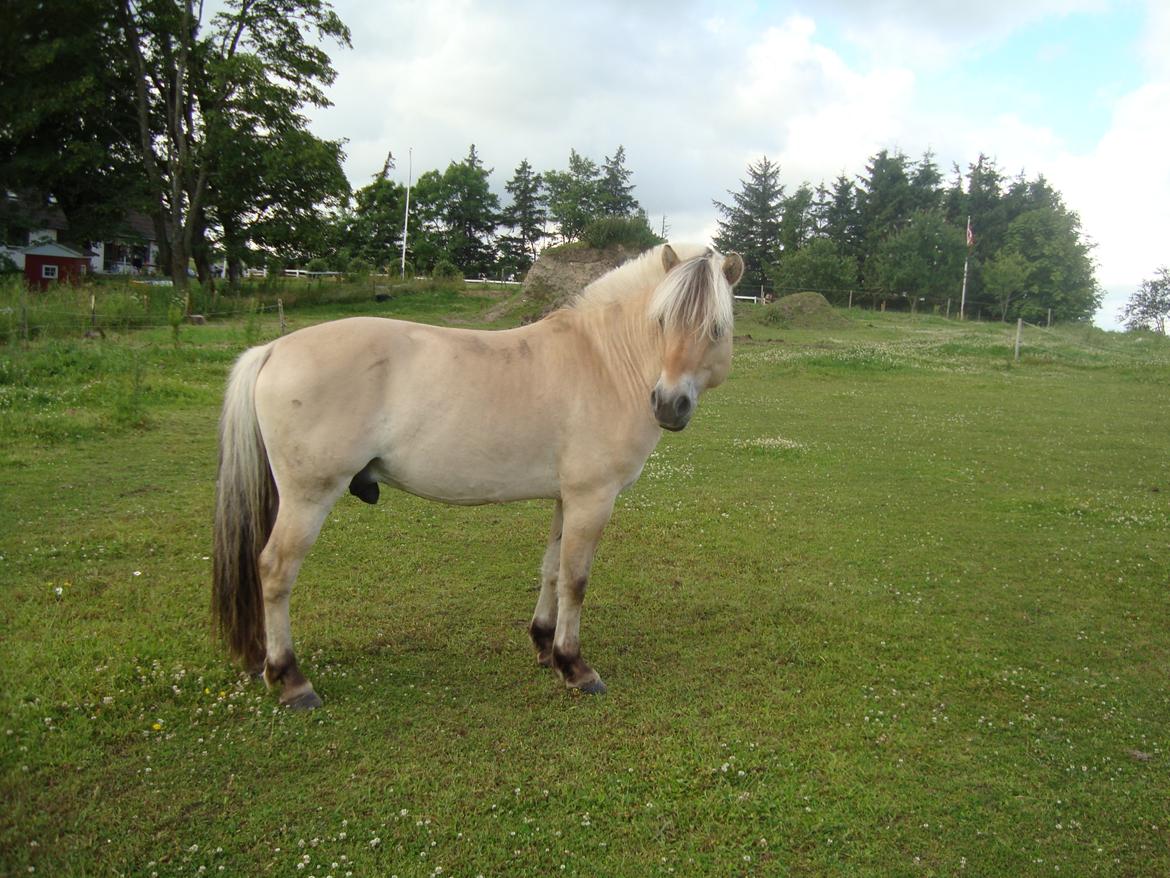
[212,343,277,666]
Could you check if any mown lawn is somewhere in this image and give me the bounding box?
[2,291,1168,876]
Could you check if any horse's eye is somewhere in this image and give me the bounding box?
[711,325,725,340]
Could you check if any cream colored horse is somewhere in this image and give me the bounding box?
[213,243,744,709]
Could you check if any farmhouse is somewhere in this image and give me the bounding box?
[88,211,161,275]
[1,191,160,277]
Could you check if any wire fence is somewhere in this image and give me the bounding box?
[0,273,474,343]
[740,281,1058,325]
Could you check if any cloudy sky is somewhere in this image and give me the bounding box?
[303,0,1169,328]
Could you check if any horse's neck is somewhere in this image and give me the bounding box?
[571,295,663,397]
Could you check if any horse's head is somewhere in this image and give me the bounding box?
[648,245,744,431]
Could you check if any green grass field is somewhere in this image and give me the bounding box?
[2,287,1168,876]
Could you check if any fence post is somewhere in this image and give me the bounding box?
[945,298,951,319]
[847,290,853,310]
[1047,308,1052,328]
[90,293,97,332]
[1014,317,1023,363]
[278,298,286,336]
[20,282,29,347]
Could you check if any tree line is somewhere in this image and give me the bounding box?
[0,0,656,292]
[2,0,1107,325]
[338,144,651,280]
[713,152,1102,323]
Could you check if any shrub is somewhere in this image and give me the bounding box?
[432,259,463,281]
[582,215,664,251]
[346,257,372,281]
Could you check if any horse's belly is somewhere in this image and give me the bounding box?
[373,450,559,505]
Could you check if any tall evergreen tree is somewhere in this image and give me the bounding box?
[598,146,639,217]
[440,144,500,276]
[822,174,863,266]
[856,149,915,270]
[909,150,943,214]
[778,182,816,255]
[501,158,546,265]
[713,155,785,292]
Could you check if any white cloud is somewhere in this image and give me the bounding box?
[304,0,1163,328]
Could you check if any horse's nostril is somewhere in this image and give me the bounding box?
[650,388,659,408]
[675,396,691,416]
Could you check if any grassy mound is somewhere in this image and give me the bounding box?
[761,291,852,329]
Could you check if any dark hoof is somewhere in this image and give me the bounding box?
[574,678,607,695]
[283,689,323,711]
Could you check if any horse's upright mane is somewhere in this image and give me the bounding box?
[570,243,731,337]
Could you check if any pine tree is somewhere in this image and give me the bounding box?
[598,146,639,217]
[500,158,546,267]
[857,150,914,248]
[909,150,943,214]
[822,174,863,264]
[441,144,500,276]
[779,182,816,255]
[713,155,785,292]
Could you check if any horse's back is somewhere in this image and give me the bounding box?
[253,316,582,504]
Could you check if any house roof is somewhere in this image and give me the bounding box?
[107,211,157,243]
[25,242,88,259]
[2,190,69,231]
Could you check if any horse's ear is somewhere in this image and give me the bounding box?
[661,244,679,272]
[722,252,745,287]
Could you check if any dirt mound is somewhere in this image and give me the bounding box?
[516,243,639,319]
[762,292,851,329]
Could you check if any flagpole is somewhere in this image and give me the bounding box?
[959,215,971,320]
[400,147,412,279]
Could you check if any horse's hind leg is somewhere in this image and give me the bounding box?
[529,500,563,667]
[259,492,338,710]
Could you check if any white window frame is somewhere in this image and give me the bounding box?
[42,264,58,279]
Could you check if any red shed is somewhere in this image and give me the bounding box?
[24,242,89,290]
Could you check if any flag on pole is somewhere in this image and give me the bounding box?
[966,217,974,248]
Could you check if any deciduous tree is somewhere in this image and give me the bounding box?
[115,0,350,291]
[544,150,601,242]
[1120,267,1170,333]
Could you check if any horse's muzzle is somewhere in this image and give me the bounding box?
[650,385,694,432]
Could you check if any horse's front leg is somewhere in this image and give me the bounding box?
[551,489,617,694]
[529,499,563,667]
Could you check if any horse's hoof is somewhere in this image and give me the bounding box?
[574,678,607,695]
[283,690,323,711]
